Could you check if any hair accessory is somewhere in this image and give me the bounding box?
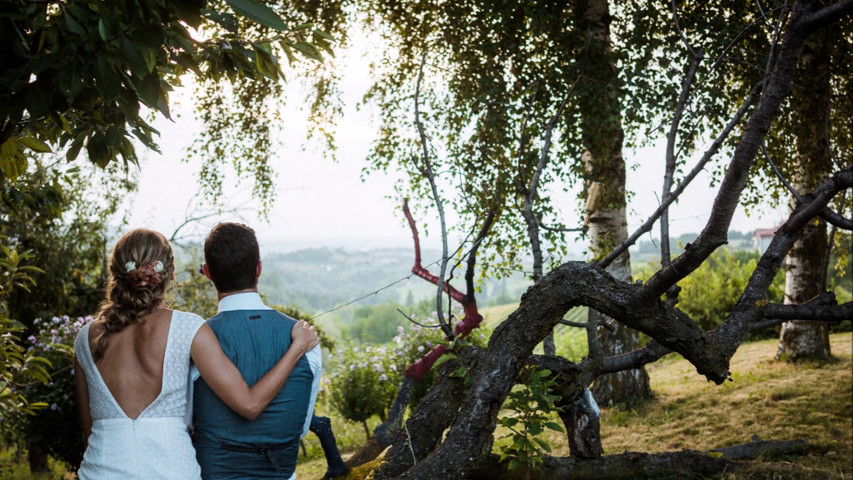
[127,261,164,288]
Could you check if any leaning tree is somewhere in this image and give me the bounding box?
[335,1,852,478]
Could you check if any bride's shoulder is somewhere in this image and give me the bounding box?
[170,309,207,328]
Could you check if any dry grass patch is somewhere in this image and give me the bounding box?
[598,333,852,477]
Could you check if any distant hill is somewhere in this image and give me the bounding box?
[259,247,530,316]
[257,230,757,318]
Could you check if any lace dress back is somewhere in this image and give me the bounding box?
[74,310,205,479]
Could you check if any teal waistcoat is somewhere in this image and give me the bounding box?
[192,309,313,479]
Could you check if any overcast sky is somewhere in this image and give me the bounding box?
[122,42,788,257]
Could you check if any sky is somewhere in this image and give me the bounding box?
[121,40,789,257]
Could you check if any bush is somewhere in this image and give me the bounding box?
[634,249,784,333]
[327,321,452,438]
[328,343,400,438]
[3,315,88,472]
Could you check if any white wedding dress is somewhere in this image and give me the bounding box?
[74,310,206,479]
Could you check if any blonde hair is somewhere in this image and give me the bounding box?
[91,229,175,361]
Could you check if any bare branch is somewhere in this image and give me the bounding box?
[761,142,803,202]
[599,81,763,269]
[799,0,853,33]
[521,76,581,282]
[465,211,496,304]
[402,198,465,305]
[634,2,824,302]
[819,203,853,230]
[671,0,699,58]
[598,340,672,375]
[662,53,703,269]
[413,50,453,339]
[711,166,853,360]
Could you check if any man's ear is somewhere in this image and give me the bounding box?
[256,261,263,279]
[202,264,212,281]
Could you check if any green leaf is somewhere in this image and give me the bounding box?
[544,421,564,433]
[224,0,287,31]
[18,136,52,153]
[314,29,335,41]
[142,48,158,74]
[64,12,86,37]
[135,73,161,109]
[432,352,456,368]
[500,417,519,428]
[0,139,28,179]
[534,437,552,452]
[279,40,296,64]
[95,56,120,101]
[292,41,322,61]
[203,9,239,33]
[98,18,108,41]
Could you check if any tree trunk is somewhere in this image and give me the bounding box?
[372,360,468,478]
[576,0,650,405]
[777,24,832,362]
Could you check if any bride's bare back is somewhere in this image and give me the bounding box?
[91,307,173,419]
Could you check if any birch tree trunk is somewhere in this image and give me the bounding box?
[577,0,651,404]
[777,26,833,362]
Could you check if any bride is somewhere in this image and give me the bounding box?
[73,229,318,479]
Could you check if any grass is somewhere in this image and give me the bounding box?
[532,332,852,478]
[4,334,850,479]
[0,449,72,480]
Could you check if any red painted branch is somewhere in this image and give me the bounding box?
[402,200,486,380]
[403,198,467,303]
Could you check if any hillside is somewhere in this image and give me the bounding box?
[257,247,532,318]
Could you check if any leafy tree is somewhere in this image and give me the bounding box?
[496,366,564,476]
[1,0,329,207]
[0,246,51,417]
[341,1,853,477]
[2,160,132,327]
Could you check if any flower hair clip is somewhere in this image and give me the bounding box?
[126,260,165,288]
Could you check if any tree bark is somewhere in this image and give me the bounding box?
[576,0,650,405]
[371,368,468,479]
[778,24,833,362]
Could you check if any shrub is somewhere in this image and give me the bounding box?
[3,315,88,471]
[327,321,451,438]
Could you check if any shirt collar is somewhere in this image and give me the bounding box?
[217,292,271,313]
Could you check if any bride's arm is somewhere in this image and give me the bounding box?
[190,319,318,420]
[73,357,93,443]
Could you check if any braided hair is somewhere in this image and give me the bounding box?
[90,229,175,361]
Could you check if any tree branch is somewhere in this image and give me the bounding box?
[413,50,454,339]
[662,52,703,270]
[634,2,819,302]
[598,81,762,270]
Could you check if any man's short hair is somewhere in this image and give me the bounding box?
[204,222,260,293]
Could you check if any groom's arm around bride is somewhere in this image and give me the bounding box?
[192,223,323,480]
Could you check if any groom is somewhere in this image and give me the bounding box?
[192,222,322,479]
